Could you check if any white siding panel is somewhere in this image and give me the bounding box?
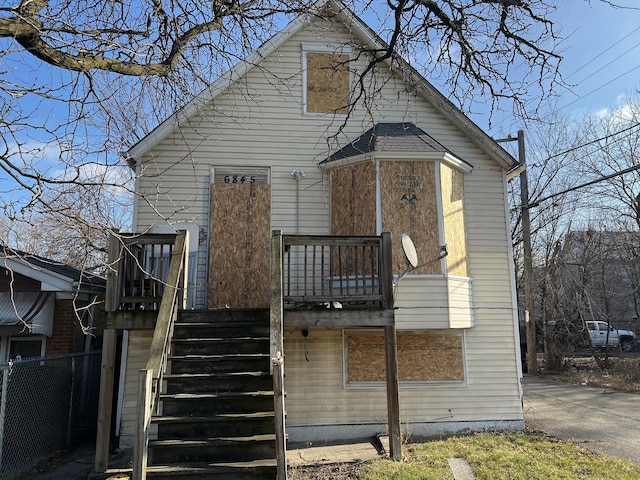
[447,277,474,328]
[119,330,153,448]
[394,276,449,330]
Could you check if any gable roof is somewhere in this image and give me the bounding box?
[0,246,105,293]
[127,0,517,171]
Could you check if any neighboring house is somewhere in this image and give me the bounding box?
[0,247,105,362]
[108,0,523,458]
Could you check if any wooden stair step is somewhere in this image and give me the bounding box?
[154,412,275,423]
[169,353,270,360]
[163,372,270,380]
[151,434,276,446]
[145,459,277,479]
[172,337,268,342]
[161,391,273,399]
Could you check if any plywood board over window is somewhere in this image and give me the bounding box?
[306,52,350,114]
[346,331,464,383]
[440,164,468,277]
[331,162,376,236]
[381,161,440,275]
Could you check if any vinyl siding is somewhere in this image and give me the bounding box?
[129,13,522,440]
[119,329,154,448]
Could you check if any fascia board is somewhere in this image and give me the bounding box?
[321,151,473,174]
[1,257,76,292]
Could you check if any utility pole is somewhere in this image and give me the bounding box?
[517,130,536,375]
[497,130,536,374]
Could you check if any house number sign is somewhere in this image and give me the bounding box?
[212,167,269,185]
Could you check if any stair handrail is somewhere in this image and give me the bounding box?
[132,230,188,480]
[270,230,287,480]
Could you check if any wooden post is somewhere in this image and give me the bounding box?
[105,230,121,312]
[273,354,287,480]
[518,130,536,375]
[380,232,394,309]
[132,369,153,480]
[270,230,287,479]
[270,230,284,374]
[95,328,117,472]
[384,325,402,460]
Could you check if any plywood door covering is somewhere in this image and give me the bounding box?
[209,183,270,308]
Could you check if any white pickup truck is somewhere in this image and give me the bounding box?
[586,321,636,351]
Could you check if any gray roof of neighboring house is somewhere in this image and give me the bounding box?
[0,246,105,291]
[320,122,472,168]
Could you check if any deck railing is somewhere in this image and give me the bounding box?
[130,231,188,480]
[105,232,185,312]
[281,233,393,309]
[269,231,395,478]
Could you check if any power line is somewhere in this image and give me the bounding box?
[565,24,640,80]
[488,21,640,134]
[526,163,640,209]
[557,63,640,112]
[566,39,640,86]
[545,121,640,162]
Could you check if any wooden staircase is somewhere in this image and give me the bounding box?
[146,309,277,479]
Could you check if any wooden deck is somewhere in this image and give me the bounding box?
[97,230,400,479]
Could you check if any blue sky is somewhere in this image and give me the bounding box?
[479,1,640,137]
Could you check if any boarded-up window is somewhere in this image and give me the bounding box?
[381,161,441,275]
[440,163,468,277]
[305,52,350,114]
[346,331,464,383]
[331,162,376,236]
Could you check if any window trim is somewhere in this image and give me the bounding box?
[8,335,46,361]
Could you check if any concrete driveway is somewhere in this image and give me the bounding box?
[523,376,640,465]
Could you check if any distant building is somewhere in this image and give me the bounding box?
[0,247,105,362]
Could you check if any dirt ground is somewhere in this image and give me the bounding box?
[539,354,640,394]
[288,462,367,480]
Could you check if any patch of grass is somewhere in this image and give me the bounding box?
[363,431,640,480]
[290,431,640,480]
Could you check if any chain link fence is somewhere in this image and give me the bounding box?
[0,352,101,480]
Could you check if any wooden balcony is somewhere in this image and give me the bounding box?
[105,232,188,328]
[105,231,395,329]
[277,232,395,328]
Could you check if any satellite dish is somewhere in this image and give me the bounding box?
[401,234,418,268]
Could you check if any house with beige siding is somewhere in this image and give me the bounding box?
[98,0,523,476]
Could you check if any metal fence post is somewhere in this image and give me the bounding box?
[67,357,76,446]
[0,364,9,469]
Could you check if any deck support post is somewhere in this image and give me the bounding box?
[384,324,402,460]
[95,328,117,472]
[270,230,287,479]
